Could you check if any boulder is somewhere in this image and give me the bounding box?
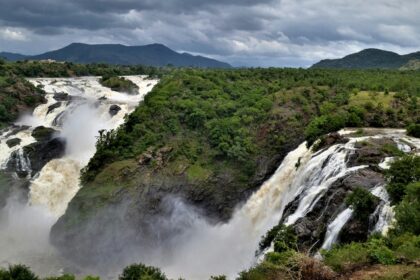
[53,92,71,101]
[31,126,58,141]
[6,138,21,148]
[109,105,121,116]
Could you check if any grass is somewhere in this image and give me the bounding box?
[350,265,420,280]
[349,91,395,109]
[186,164,212,181]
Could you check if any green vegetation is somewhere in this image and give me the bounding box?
[407,123,420,137]
[0,264,161,280]
[99,75,139,94]
[345,187,378,220]
[385,155,420,204]
[119,263,167,280]
[0,59,46,128]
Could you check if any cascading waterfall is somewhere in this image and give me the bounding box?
[0,76,158,273]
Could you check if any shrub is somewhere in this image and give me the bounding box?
[386,155,420,204]
[394,182,420,234]
[119,263,167,280]
[345,187,378,220]
[407,123,420,138]
[367,238,396,265]
[322,242,370,272]
[210,276,227,280]
[392,233,420,261]
[262,224,297,253]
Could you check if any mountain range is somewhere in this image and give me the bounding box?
[0,43,231,68]
[311,48,420,69]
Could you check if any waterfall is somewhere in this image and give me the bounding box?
[283,141,368,226]
[26,76,158,216]
[321,208,354,250]
[0,76,159,275]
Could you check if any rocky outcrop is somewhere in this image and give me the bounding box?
[6,127,65,178]
[281,168,384,253]
[347,138,399,166]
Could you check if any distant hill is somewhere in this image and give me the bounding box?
[311,48,420,69]
[0,43,231,68]
[0,52,27,61]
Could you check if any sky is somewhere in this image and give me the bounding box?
[0,0,419,67]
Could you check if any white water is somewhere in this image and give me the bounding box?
[0,76,158,275]
[321,208,354,250]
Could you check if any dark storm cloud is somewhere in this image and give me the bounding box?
[0,0,419,67]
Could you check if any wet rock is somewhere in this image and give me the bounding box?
[98,96,107,101]
[47,102,62,114]
[109,105,121,116]
[31,126,58,141]
[314,132,349,152]
[4,125,31,138]
[6,138,21,148]
[339,217,371,244]
[53,92,71,101]
[23,138,66,176]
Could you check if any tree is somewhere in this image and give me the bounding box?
[0,265,38,280]
[119,263,167,280]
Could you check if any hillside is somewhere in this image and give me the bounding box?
[311,48,420,69]
[51,68,420,270]
[400,59,420,70]
[0,43,231,68]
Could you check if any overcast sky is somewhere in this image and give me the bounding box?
[0,0,419,67]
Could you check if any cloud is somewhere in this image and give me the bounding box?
[0,0,419,66]
[0,27,27,41]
